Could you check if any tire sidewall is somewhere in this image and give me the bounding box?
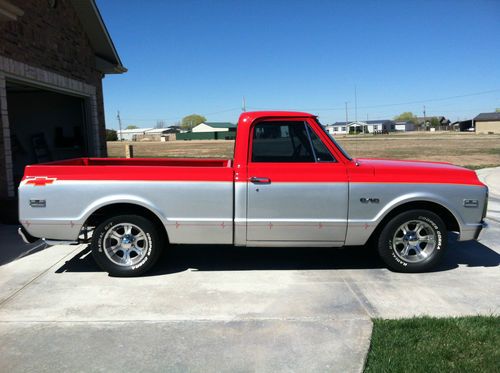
[378,210,447,272]
[91,215,161,276]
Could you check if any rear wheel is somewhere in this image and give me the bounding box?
[377,210,447,272]
[91,214,162,276]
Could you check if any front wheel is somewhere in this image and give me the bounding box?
[377,210,447,272]
[91,214,162,276]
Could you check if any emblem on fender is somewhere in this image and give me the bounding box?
[463,199,478,208]
[24,177,57,186]
[29,199,46,208]
[360,197,380,204]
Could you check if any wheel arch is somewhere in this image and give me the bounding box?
[83,202,169,244]
[367,200,460,245]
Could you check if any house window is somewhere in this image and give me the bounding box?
[334,127,338,131]
[341,126,346,131]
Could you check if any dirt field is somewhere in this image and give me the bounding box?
[107,132,500,169]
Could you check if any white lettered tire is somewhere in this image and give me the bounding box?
[377,210,447,272]
[91,214,162,276]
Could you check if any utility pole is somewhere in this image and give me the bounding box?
[423,105,426,131]
[242,96,246,112]
[354,85,358,123]
[345,101,349,125]
[117,110,123,141]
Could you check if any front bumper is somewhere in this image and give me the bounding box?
[473,220,488,240]
[458,220,488,241]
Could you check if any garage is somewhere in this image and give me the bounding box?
[0,0,126,222]
[7,81,89,186]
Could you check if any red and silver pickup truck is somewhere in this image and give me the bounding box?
[18,111,488,276]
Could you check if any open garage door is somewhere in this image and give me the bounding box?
[7,81,89,190]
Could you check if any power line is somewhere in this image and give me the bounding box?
[113,88,499,127]
[357,89,500,109]
[120,107,241,123]
[250,88,500,112]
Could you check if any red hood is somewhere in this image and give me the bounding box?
[350,158,485,186]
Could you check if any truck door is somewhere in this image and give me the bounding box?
[246,119,348,244]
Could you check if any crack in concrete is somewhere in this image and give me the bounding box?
[0,246,83,309]
[343,277,379,319]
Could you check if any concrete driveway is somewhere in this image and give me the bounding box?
[0,168,499,372]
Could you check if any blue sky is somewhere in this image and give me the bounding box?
[97,0,500,128]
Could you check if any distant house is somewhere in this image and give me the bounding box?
[117,128,152,141]
[394,121,415,132]
[451,120,473,132]
[130,128,176,142]
[165,125,182,133]
[325,123,348,135]
[145,128,170,135]
[473,112,500,134]
[192,122,237,133]
[327,120,395,134]
[416,116,451,127]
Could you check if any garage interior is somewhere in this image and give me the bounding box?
[2,81,90,223]
[7,81,89,188]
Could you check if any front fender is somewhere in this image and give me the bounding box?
[345,183,484,245]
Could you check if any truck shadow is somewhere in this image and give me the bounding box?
[55,234,499,276]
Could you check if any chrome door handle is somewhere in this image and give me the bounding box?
[249,176,271,184]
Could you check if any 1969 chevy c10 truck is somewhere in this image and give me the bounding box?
[18,111,488,276]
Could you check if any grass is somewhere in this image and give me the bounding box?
[335,132,500,168]
[107,132,500,169]
[364,316,500,373]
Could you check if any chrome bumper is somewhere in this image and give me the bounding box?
[474,220,488,240]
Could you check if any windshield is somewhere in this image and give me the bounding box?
[314,119,353,161]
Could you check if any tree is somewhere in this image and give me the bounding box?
[106,129,118,141]
[394,112,418,124]
[181,114,207,130]
[429,117,440,127]
[125,125,139,130]
[496,108,500,113]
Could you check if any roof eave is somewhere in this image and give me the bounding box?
[95,55,128,74]
[71,0,127,75]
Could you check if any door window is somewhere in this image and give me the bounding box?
[252,122,314,162]
[306,125,335,162]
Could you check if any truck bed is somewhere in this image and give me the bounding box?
[20,157,235,244]
[38,157,232,168]
[22,157,234,182]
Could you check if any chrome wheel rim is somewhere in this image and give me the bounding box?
[392,220,436,263]
[103,223,148,267]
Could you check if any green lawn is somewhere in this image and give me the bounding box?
[364,316,500,373]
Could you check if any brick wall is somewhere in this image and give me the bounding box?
[0,76,6,199]
[0,0,109,201]
[0,0,102,86]
[0,0,107,153]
